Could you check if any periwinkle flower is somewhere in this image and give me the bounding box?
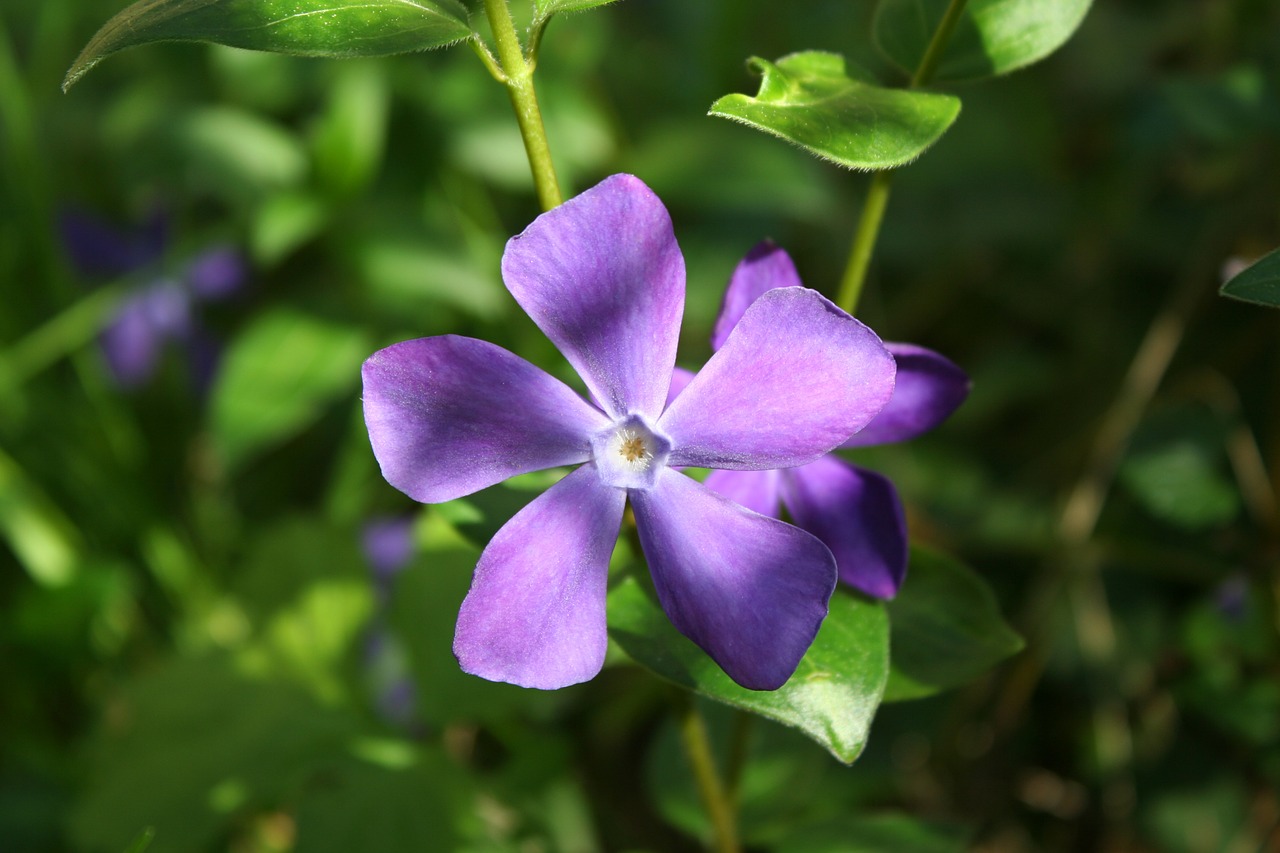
[693,242,970,600]
[59,208,246,388]
[362,175,897,691]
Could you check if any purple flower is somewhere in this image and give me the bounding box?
[361,175,897,691]
[691,242,969,600]
[59,209,247,388]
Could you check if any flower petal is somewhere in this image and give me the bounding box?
[710,241,803,351]
[661,287,896,470]
[842,343,969,447]
[185,246,247,301]
[501,174,685,420]
[362,336,608,503]
[100,293,166,387]
[631,469,837,690]
[703,468,781,518]
[666,366,696,407]
[59,208,168,278]
[781,457,907,599]
[453,465,624,689]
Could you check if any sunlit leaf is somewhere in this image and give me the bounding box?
[1221,246,1280,308]
[709,51,961,171]
[883,547,1023,702]
[873,0,1092,82]
[209,309,371,469]
[64,0,472,90]
[609,577,888,764]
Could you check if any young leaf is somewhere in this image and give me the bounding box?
[709,52,961,171]
[64,0,472,91]
[873,0,1092,82]
[1221,247,1280,308]
[883,547,1023,702]
[609,577,889,764]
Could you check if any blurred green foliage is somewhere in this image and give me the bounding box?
[2,1,1278,851]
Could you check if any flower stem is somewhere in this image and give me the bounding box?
[481,0,563,212]
[677,696,741,853]
[834,0,969,315]
[834,170,893,314]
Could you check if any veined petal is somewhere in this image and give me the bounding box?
[362,336,608,503]
[453,465,625,689]
[703,468,781,519]
[842,343,969,448]
[501,174,685,420]
[631,469,837,690]
[710,241,803,351]
[781,457,907,600]
[661,287,895,470]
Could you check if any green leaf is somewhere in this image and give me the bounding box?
[884,547,1023,702]
[1221,246,1280,308]
[709,52,961,171]
[1120,440,1241,530]
[69,658,360,853]
[311,61,391,198]
[64,0,472,90]
[873,0,1092,82]
[123,828,156,853]
[533,0,620,19]
[209,309,371,469]
[292,749,469,852]
[608,577,888,764]
[776,813,966,853]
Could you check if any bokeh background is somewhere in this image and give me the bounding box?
[1,1,1278,850]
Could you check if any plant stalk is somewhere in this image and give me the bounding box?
[481,0,563,211]
[835,0,969,314]
[677,697,741,853]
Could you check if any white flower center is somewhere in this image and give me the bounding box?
[591,414,671,490]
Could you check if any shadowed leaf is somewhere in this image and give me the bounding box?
[874,0,1092,82]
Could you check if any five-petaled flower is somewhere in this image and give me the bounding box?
[687,242,970,599]
[59,208,246,389]
[361,175,897,691]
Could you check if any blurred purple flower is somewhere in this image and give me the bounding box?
[362,175,897,691]
[687,242,969,600]
[58,209,247,389]
[361,516,420,730]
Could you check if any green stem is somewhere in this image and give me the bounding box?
[835,170,893,314]
[481,0,563,212]
[677,697,741,853]
[0,283,125,391]
[723,710,754,808]
[911,0,970,88]
[835,0,969,315]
